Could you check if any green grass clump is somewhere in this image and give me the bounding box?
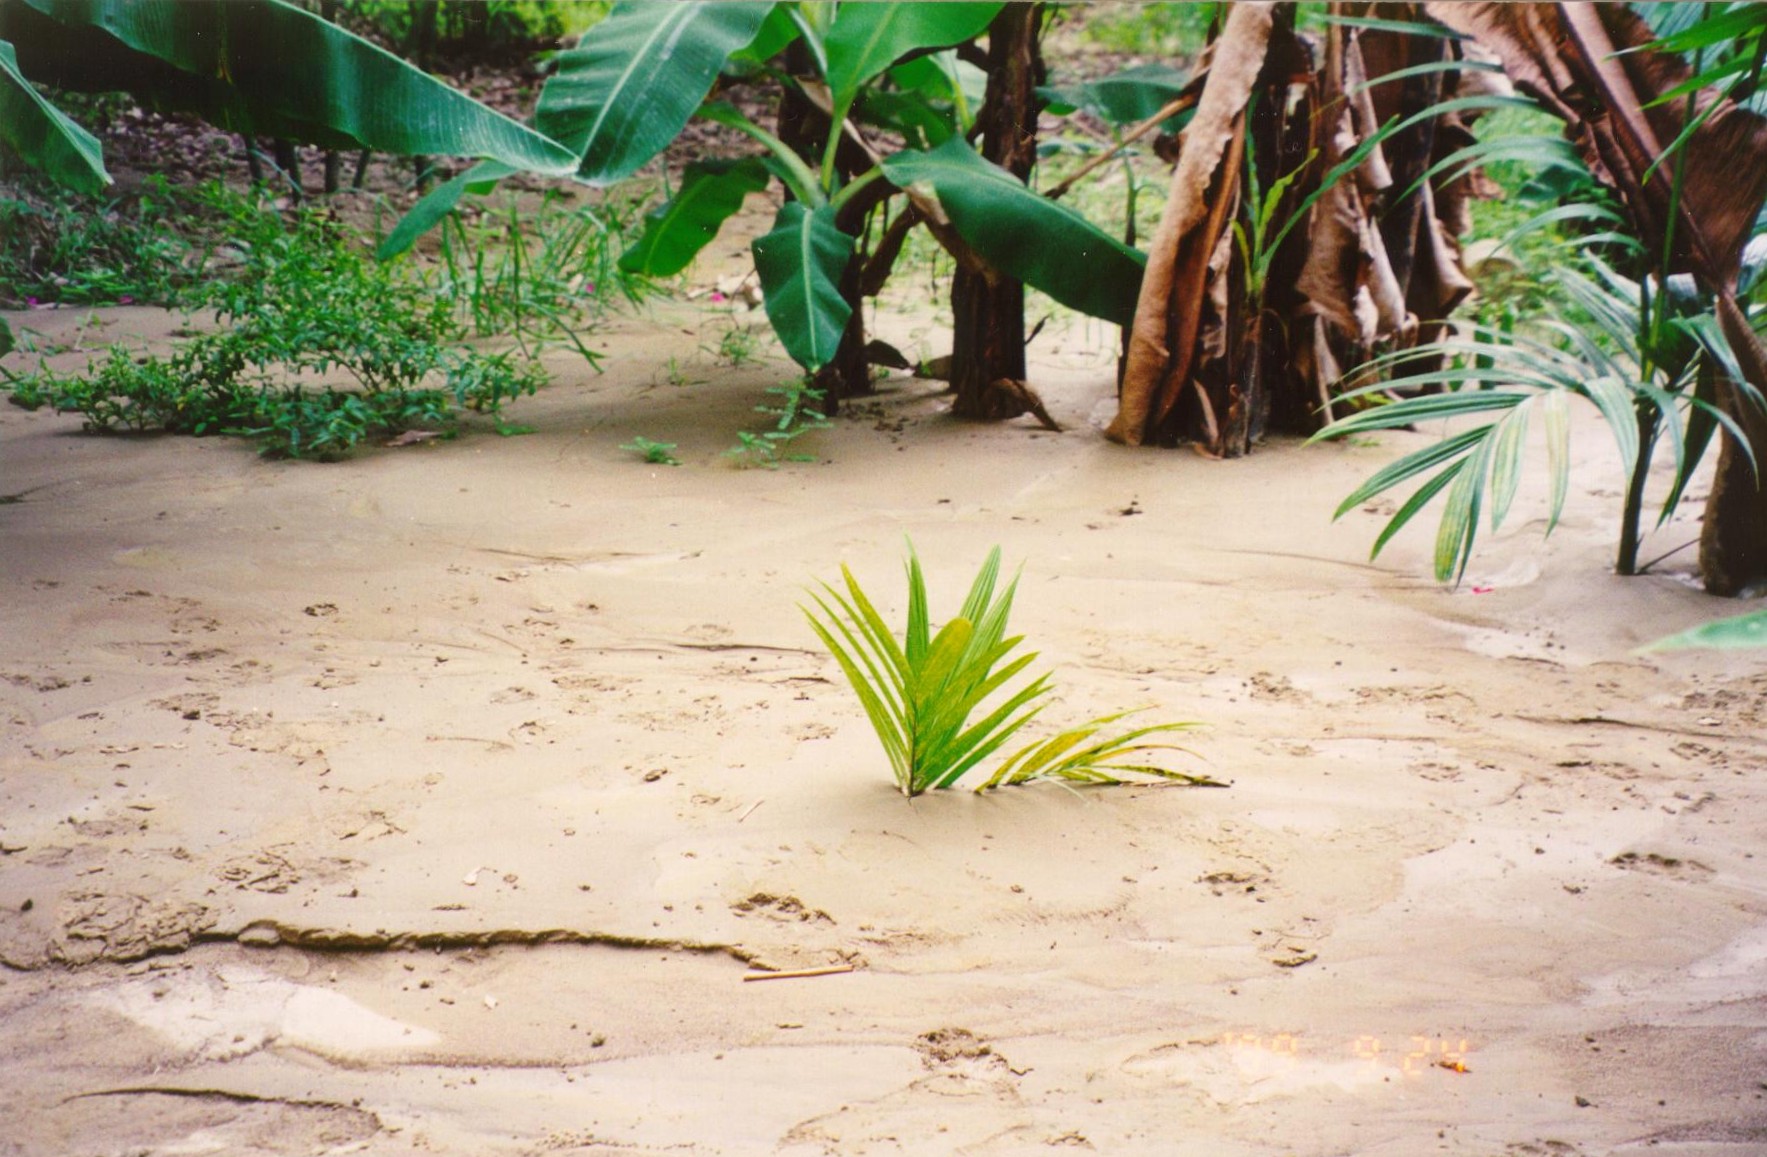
[433,189,646,369]
[620,435,681,466]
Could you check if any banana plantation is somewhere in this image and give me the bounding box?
[4,3,1767,1155]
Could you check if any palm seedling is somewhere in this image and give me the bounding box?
[803,543,1218,796]
[803,545,1049,797]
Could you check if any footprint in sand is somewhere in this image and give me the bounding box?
[1610,851,1714,882]
[730,893,834,924]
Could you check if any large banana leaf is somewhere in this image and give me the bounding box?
[535,2,772,184]
[384,3,769,258]
[822,2,1001,115]
[2,0,358,148]
[14,0,578,171]
[752,201,854,372]
[1039,62,1194,126]
[728,3,801,68]
[881,137,1148,327]
[0,36,108,191]
[619,157,771,278]
[376,160,514,261]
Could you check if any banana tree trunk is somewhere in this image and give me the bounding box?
[950,3,1044,419]
[1702,301,1767,594]
[1107,1,1478,454]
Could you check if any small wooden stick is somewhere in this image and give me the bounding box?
[742,964,855,982]
[737,800,764,823]
[1044,91,1200,202]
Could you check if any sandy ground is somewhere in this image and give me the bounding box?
[3,290,1767,1157]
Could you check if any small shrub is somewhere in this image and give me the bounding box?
[7,198,554,459]
[620,436,682,466]
[706,321,767,369]
[727,380,831,468]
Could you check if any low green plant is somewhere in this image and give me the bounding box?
[240,386,457,459]
[7,199,551,459]
[620,436,681,466]
[726,380,831,468]
[804,543,1217,797]
[708,321,766,369]
[805,545,1050,796]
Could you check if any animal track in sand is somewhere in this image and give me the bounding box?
[1353,683,1473,705]
[1247,672,1307,702]
[915,1026,1010,1071]
[731,893,834,924]
[216,847,359,894]
[1197,870,1269,897]
[1610,851,1714,882]
[4,671,74,692]
[65,813,150,840]
[1681,684,1767,728]
[150,691,219,719]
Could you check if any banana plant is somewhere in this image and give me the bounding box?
[384,1,1146,375]
[624,2,1146,371]
[614,0,1010,371]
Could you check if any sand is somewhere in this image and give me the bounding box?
[3,291,1766,1157]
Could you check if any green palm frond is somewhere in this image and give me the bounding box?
[980,710,1219,792]
[1315,255,1744,584]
